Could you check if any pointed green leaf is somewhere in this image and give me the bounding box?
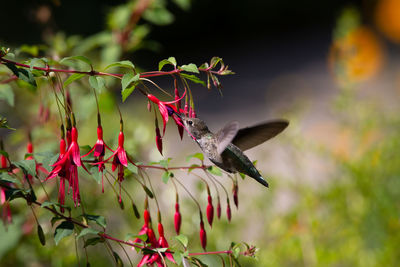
[143,7,174,26]
[60,55,92,68]
[127,162,138,174]
[0,173,21,185]
[186,153,204,162]
[54,221,74,245]
[174,234,188,248]
[180,63,199,73]
[124,233,147,242]
[0,84,14,107]
[162,171,173,184]
[104,60,135,70]
[83,214,107,228]
[89,166,101,184]
[121,72,140,90]
[4,63,37,87]
[180,73,206,86]
[188,164,200,173]
[158,57,176,70]
[210,57,223,68]
[77,228,100,239]
[41,201,58,208]
[63,73,86,87]
[89,76,106,92]
[13,159,36,176]
[207,166,222,176]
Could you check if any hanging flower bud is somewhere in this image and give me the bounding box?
[174,202,182,235]
[183,103,189,116]
[233,183,239,208]
[217,197,221,219]
[199,220,207,250]
[155,125,163,155]
[206,195,214,227]
[1,154,7,168]
[147,100,151,112]
[227,199,232,222]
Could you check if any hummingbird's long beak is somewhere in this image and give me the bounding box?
[174,112,182,119]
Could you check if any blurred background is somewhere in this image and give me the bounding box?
[1,0,400,266]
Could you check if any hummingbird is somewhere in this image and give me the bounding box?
[179,115,289,187]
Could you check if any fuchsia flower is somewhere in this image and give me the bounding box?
[174,202,182,234]
[95,130,127,202]
[147,88,186,137]
[206,195,214,227]
[46,127,89,210]
[82,126,113,192]
[1,154,12,224]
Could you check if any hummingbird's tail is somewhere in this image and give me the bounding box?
[253,175,269,188]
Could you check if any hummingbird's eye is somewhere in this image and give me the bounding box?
[188,120,193,126]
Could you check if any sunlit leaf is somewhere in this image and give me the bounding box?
[60,55,92,68]
[175,234,188,247]
[186,153,204,162]
[89,76,106,93]
[54,221,74,245]
[180,73,206,86]
[180,63,199,73]
[207,166,222,176]
[104,60,135,70]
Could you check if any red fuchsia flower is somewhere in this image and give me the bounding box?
[1,154,12,224]
[206,195,214,227]
[227,199,232,222]
[47,126,89,210]
[199,220,207,250]
[217,197,221,219]
[174,202,182,235]
[82,125,113,193]
[95,129,127,202]
[147,88,186,137]
[133,209,151,244]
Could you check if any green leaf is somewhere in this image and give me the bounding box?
[84,237,104,247]
[83,214,107,228]
[4,188,24,202]
[124,233,147,242]
[77,228,100,239]
[121,85,136,102]
[239,172,245,179]
[207,166,222,176]
[162,171,173,184]
[172,0,191,10]
[89,76,107,92]
[121,72,140,90]
[37,224,46,246]
[142,185,154,198]
[13,159,36,176]
[210,57,223,68]
[0,84,14,107]
[4,63,37,87]
[180,73,206,86]
[51,217,63,227]
[60,55,92,68]
[19,45,40,56]
[186,153,204,162]
[143,7,174,26]
[158,57,177,71]
[54,221,74,245]
[127,163,138,175]
[188,164,200,173]
[63,73,86,87]
[104,60,135,70]
[175,234,188,247]
[0,150,9,158]
[0,173,21,185]
[29,58,46,70]
[180,63,199,73]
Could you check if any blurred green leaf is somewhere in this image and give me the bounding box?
[159,57,177,71]
[89,76,107,93]
[89,166,102,184]
[180,73,206,86]
[127,162,138,174]
[172,0,191,10]
[54,221,74,245]
[143,7,174,26]
[0,173,21,185]
[4,63,37,88]
[180,63,199,73]
[207,166,222,176]
[124,233,147,242]
[83,214,107,228]
[60,55,92,68]
[175,234,188,248]
[104,60,135,70]
[13,159,36,177]
[77,228,100,239]
[186,152,204,162]
[64,73,86,87]
[162,171,173,184]
[84,237,104,247]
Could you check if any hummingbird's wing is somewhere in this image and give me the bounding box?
[232,120,289,151]
[216,121,239,154]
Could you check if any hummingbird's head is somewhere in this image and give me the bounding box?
[180,116,209,139]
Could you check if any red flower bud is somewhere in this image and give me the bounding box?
[146,227,158,247]
[143,209,150,226]
[1,155,7,168]
[199,221,207,250]
[227,201,232,222]
[155,126,163,155]
[217,198,221,219]
[158,222,164,237]
[206,195,214,227]
[147,100,151,112]
[174,203,182,234]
